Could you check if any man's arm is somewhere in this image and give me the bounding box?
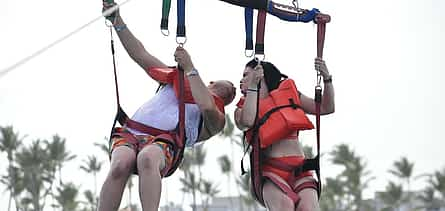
[174,47,225,141]
[103,2,167,71]
[300,58,335,115]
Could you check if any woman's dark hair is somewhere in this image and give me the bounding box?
[245,59,288,91]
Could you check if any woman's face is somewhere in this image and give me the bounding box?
[240,66,254,96]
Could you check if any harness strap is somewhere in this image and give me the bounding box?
[177,67,186,149]
[263,172,319,208]
[315,14,330,58]
[293,179,319,194]
[116,106,174,136]
[243,2,329,58]
[218,0,267,9]
[159,0,186,43]
[250,81,264,205]
[160,0,172,35]
[244,8,254,57]
[313,13,330,195]
[176,0,186,37]
[264,157,319,195]
[257,100,300,127]
[264,157,318,173]
[255,10,267,57]
[263,171,301,204]
[267,3,319,22]
[243,8,266,58]
[109,26,121,150]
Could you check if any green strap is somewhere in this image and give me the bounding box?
[161,0,172,35]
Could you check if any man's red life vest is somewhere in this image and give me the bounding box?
[237,79,314,148]
[148,67,225,113]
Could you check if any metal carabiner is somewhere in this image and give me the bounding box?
[176,36,187,47]
[292,0,302,20]
[161,29,170,36]
[316,71,322,86]
[254,54,266,65]
[292,0,299,10]
[245,49,254,58]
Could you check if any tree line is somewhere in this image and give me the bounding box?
[1,117,445,211]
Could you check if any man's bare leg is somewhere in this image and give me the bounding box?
[137,144,166,211]
[98,147,136,211]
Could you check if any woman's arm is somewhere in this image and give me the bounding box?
[300,58,335,115]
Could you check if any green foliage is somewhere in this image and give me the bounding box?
[2,124,445,211]
[54,182,80,211]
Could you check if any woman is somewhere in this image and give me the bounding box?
[234,58,334,211]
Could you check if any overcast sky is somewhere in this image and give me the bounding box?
[1,0,444,210]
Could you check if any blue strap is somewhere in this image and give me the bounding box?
[244,8,254,51]
[268,4,320,23]
[177,0,186,37]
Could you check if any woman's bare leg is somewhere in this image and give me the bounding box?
[294,177,320,211]
[262,178,295,211]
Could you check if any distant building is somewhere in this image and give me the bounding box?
[369,192,445,211]
[159,203,184,211]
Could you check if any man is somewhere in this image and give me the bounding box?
[99,2,236,211]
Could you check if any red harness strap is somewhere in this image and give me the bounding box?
[114,103,184,177]
[262,157,319,207]
[262,171,318,207]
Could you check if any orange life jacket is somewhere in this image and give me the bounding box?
[237,79,314,148]
[148,67,225,113]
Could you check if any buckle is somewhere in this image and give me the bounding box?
[293,164,304,177]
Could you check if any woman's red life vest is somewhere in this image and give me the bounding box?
[237,79,314,148]
[148,67,225,113]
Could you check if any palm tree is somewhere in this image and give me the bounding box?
[0,126,24,211]
[94,139,111,158]
[200,179,220,211]
[429,167,445,204]
[179,150,194,206]
[218,155,233,209]
[193,145,206,179]
[235,173,258,211]
[388,157,414,209]
[54,182,80,211]
[126,176,134,211]
[330,144,374,211]
[179,171,199,211]
[389,157,414,191]
[319,177,346,211]
[378,181,403,211]
[46,135,77,185]
[1,166,25,211]
[83,190,96,211]
[79,155,102,210]
[218,114,245,210]
[192,145,210,209]
[416,187,441,210]
[15,139,54,211]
